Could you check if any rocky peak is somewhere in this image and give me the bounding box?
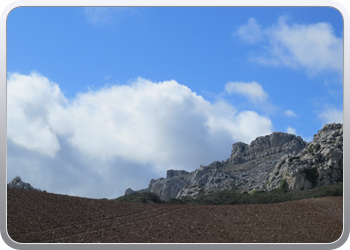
[166,169,190,179]
[231,142,248,158]
[7,176,41,191]
[250,132,301,149]
[230,132,306,164]
[313,123,343,143]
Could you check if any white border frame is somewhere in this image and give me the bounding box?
[1,1,348,250]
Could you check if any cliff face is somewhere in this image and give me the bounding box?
[126,123,343,201]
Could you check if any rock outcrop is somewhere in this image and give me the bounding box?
[124,188,135,195]
[266,123,343,191]
[7,176,41,191]
[126,123,343,201]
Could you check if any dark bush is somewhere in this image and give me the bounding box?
[303,168,319,187]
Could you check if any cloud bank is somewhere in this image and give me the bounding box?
[7,72,273,198]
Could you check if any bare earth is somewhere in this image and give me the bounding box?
[7,188,343,243]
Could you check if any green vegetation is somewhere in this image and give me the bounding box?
[182,182,342,205]
[113,183,342,206]
[279,178,289,191]
[308,144,315,154]
[251,190,264,195]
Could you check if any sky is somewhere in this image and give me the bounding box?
[6,7,343,199]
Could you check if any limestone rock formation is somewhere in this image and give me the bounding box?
[176,184,205,199]
[266,123,343,191]
[7,176,41,191]
[126,123,342,201]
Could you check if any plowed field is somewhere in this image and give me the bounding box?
[7,187,343,243]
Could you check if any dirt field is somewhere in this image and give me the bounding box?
[7,187,343,243]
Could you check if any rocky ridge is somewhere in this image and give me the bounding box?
[126,123,343,201]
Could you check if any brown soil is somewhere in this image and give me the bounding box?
[7,187,343,243]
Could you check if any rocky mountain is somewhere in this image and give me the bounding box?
[126,123,343,201]
[7,176,41,192]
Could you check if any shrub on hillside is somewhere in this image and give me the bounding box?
[113,192,164,204]
[112,183,342,205]
[181,182,343,205]
[279,178,289,191]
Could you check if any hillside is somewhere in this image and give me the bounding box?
[7,187,343,243]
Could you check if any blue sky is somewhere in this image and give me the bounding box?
[7,7,343,198]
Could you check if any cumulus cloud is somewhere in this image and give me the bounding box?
[286,126,296,135]
[49,78,272,169]
[318,108,343,124]
[7,72,66,157]
[236,16,343,75]
[225,81,268,104]
[7,72,273,197]
[284,109,298,118]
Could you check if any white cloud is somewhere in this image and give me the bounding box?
[7,73,273,195]
[84,7,126,25]
[287,126,296,135]
[225,81,268,104]
[7,72,66,157]
[236,17,264,44]
[318,108,343,124]
[284,109,298,118]
[236,16,343,75]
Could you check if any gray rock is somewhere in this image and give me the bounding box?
[176,184,205,199]
[166,169,190,179]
